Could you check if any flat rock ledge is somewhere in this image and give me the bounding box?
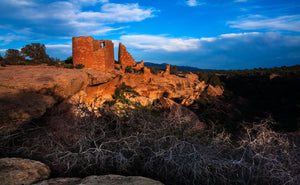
[0,157,164,185]
[34,175,164,185]
[0,158,51,185]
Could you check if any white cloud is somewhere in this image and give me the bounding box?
[0,34,28,46]
[76,3,154,23]
[228,15,300,32]
[220,32,260,38]
[6,0,35,6]
[186,0,203,7]
[119,32,264,52]
[0,1,156,39]
[71,0,108,5]
[234,0,247,2]
[45,44,71,48]
[120,35,201,52]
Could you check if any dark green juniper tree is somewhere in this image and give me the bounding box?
[21,43,50,63]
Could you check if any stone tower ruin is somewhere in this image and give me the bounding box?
[72,36,114,73]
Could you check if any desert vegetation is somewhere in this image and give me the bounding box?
[0,44,80,69]
[1,76,299,185]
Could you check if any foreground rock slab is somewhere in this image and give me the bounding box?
[0,65,119,135]
[79,175,164,185]
[0,158,50,185]
[35,175,164,185]
[33,178,82,185]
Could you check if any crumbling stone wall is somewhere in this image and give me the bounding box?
[118,43,136,67]
[134,60,144,70]
[72,36,114,73]
[163,64,170,78]
[143,66,151,77]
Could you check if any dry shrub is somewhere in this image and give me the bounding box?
[0,102,299,185]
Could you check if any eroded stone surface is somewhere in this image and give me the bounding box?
[34,175,164,185]
[79,175,164,185]
[33,178,82,185]
[83,72,207,108]
[0,65,89,134]
[206,85,224,96]
[0,87,56,134]
[0,158,50,185]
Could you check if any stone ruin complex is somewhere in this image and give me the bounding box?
[72,36,170,76]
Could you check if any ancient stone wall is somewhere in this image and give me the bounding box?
[118,43,136,67]
[72,36,114,73]
[163,64,170,78]
[134,60,144,70]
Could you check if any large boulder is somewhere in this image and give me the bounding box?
[0,87,56,134]
[79,175,163,185]
[0,158,50,185]
[0,65,95,135]
[206,85,224,96]
[0,65,88,100]
[33,178,82,185]
[160,97,205,130]
[34,175,164,185]
[85,69,118,86]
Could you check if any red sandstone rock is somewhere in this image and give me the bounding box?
[134,60,144,70]
[185,72,199,82]
[143,67,151,76]
[163,64,170,78]
[118,43,136,67]
[0,65,107,135]
[206,85,224,96]
[160,97,205,130]
[73,36,114,73]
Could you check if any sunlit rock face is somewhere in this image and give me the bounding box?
[0,37,224,135]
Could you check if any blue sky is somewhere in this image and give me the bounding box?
[0,0,299,69]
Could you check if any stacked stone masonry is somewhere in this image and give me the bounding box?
[118,42,136,67]
[72,36,114,73]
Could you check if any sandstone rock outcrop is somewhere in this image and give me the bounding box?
[0,87,56,134]
[0,158,50,185]
[0,65,119,135]
[82,71,207,109]
[206,85,224,96]
[73,36,114,73]
[143,67,151,77]
[0,157,164,185]
[78,175,164,185]
[34,175,164,185]
[185,72,199,82]
[160,97,205,130]
[33,178,82,185]
[85,69,119,86]
[118,43,136,67]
